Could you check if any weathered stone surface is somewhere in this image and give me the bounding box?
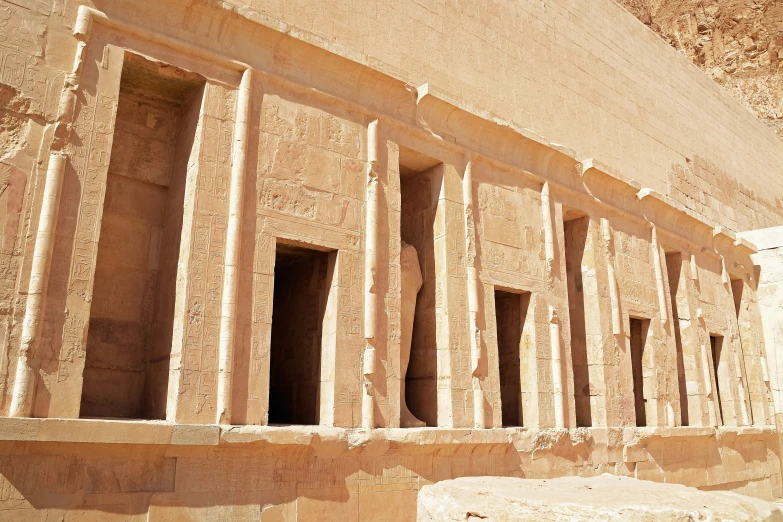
[618,0,783,142]
[400,241,425,428]
[0,0,781,519]
[417,475,783,521]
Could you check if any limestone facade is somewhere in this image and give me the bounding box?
[1,0,783,519]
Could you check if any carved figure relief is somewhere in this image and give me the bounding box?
[0,163,25,253]
[400,240,425,427]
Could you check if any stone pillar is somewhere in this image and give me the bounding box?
[12,38,124,418]
[216,69,253,424]
[564,216,615,426]
[167,82,236,424]
[9,153,68,417]
[541,183,564,428]
[462,158,487,428]
[739,227,783,425]
[600,218,634,426]
[362,120,380,429]
[651,225,682,427]
[432,163,473,428]
[671,252,716,427]
[736,277,775,425]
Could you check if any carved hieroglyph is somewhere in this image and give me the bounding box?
[0,1,782,519]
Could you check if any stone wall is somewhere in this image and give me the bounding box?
[219,0,783,232]
[0,420,780,520]
[0,1,782,520]
[739,226,783,431]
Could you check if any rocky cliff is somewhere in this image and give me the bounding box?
[617,0,783,141]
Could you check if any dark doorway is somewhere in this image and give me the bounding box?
[495,290,530,427]
[268,242,332,425]
[630,317,650,427]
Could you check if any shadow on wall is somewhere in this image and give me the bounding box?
[1,428,776,516]
[0,439,523,516]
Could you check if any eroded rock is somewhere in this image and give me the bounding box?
[417,475,783,521]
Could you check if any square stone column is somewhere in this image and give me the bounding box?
[21,40,124,418]
[166,82,235,424]
[570,217,617,427]
[610,224,683,428]
[431,163,473,428]
[668,253,715,427]
[739,228,783,425]
[736,279,774,425]
[697,256,751,428]
[401,162,474,428]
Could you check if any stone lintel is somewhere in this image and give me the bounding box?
[74,5,249,75]
[0,417,773,448]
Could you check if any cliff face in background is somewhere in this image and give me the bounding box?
[617,0,783,141]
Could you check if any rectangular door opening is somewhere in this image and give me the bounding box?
[399,146,441,427]
[268,242,332,425]
[494,289,531,427]
[80,53,205,419]
[563,210,591,427]
[710,334,725,426]
[630,317,650,427]
[665,251,689,426]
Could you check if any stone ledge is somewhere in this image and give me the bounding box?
[0,418,220,446]
[0,418,774,448]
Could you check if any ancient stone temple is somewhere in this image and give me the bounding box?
[1,0,783,519]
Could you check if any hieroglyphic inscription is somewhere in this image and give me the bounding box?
[0,1,47,58]
[478,184,544,280]
[199,84,234,202]
[336,249,363,419]
[338,250,362,337]
[175,82,233,423]
[68,92,117,298]
[31,41,124,416]
[0,164,26,254]
[614,231,657,309]
[256,94,362,233]
[182,212,226,417]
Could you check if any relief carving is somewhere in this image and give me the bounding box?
[400,241,425,427]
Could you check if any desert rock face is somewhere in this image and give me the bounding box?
[417,475,783,521]
[618,0,783,141]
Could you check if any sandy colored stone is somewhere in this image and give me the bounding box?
[0,0,781,519]
[400,241,425,428]
[417,475,783,521]
[618,0,783,142]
